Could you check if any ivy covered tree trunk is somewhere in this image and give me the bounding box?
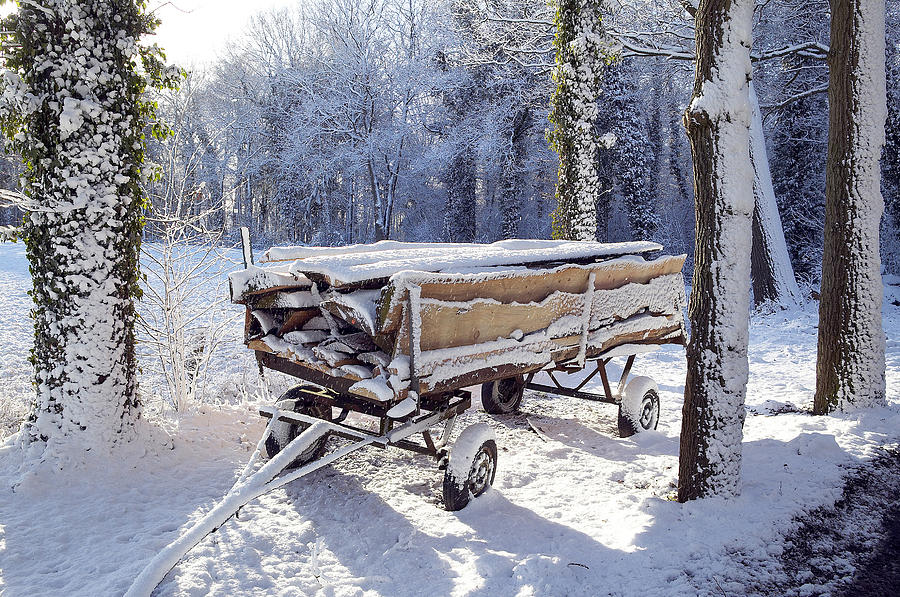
[0,1,173,455]
[548,0,607,241]
[499,108,532,240]
[678,0,755,503]
[444,152,477,242]
[814,0,887,414]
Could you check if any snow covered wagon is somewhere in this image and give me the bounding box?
[229,237,687,510]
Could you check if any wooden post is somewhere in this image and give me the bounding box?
[241,226,253,268]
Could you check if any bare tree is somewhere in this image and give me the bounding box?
[814,0,887,413]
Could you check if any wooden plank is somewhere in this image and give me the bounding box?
[413,312,683,388]
[320,291,379,337]
[288,242,664,289]
[413,273,684,352]
[417,325,684,395]
[247,290,317,310]
[248,338,367,383]
[377,255,685,337]
[276,309,320,336]
[417,292,583,351]
[234,284,308,305]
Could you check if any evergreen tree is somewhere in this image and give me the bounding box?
[0,1,176,454]
[882,25,900,273]
[444,152,477,242]
[498,107,532,239]
[762,0,830,283]
[594,60,658,242]
[770,95,828,283]
[548,0,608,241]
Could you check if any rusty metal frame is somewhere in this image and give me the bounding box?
[525,354,636,404]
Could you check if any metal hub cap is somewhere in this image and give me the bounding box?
[468,449,495,496]
[640,396,656,428]
[496,380,517,405]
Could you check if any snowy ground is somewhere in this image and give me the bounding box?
[1,242,899,596]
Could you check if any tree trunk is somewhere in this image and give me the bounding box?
[678,0,755,503]
[499,108,531,240]
[444,152,477,242]
[814,0,887,414]
[12,0,162,454]
[748,82,803,308]
[368,159,388,241]
[548,0,605,242]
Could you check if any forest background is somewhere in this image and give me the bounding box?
[1,0,898,288]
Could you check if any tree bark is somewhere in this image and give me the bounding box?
[748,83,803,308]
[444,152,477,242]
[10,0,164,455]
[499,108,531,240]
[814,0,887,413]
[548,0,606,241]
[678,0,755,503]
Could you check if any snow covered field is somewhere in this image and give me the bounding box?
[1,242,899,596]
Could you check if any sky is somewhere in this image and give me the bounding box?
[0,2,301,69]
[150,0,300,68]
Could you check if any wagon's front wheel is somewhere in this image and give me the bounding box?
[265,386,332,469]
[443,424,498,511]
[617,376,660,438]
[481,375,525,414]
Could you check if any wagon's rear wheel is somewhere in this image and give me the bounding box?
[481,375,525,414]
[265,385,332,469]
[443,424,497,511]
[617,376,660,438]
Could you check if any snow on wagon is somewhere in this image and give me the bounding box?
[229,238,687,510]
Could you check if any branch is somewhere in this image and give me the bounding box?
[0,225,19,242]
[761,84,829,112]
[680,1,699,18]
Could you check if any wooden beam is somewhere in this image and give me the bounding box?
[376,255,686,337]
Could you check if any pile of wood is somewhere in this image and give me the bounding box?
[229,240,687,405]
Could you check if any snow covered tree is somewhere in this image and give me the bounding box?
[760,0,829,285]
[677,0,755,502]
[548,0,609,241]
[498,107,532,239]
[440,57,480,243]
[444,152,477,242]
[0,1,176,454]
[594,60,659,242]
[748,83,802,306]
[769,91,827,282]
[814,0,887,413]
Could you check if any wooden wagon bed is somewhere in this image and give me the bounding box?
[229,240,687,409]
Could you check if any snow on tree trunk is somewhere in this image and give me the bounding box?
[678,0,755,502]
[748,82,803,308]
[814,0,887,414]
[548,0,608,241]
[0,1,173,457]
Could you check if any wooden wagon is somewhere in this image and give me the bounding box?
[230,235,687,510]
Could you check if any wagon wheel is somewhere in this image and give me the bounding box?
[265,385,332,469]
[443,424,498,511]
[481,375,525,414]
[617,376,660,438]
